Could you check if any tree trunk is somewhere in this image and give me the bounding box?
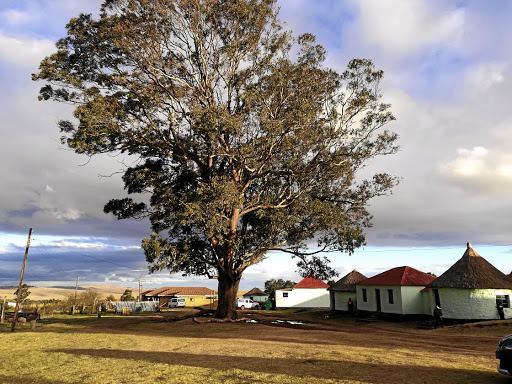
[215,272,240,319]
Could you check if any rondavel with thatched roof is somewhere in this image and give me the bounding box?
[426,243,512,320]
[242,287,269,302]
[328,270,367,311]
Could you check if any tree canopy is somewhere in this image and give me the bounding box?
[120,289,136,301]
[14,284,31,303]
[33,0,398,319]
[264,278,296,297]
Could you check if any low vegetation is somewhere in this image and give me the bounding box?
[0,309,510,383]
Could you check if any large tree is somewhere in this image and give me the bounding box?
[33,0,398,319]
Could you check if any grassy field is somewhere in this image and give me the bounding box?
[0,309,511,384]
[0,285,132,301]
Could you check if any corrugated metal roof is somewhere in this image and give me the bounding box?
[294,276,329,289]
[359,266,435,286]
[143,287,217,296]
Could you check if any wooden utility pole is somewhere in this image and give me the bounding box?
[11,228,32,332]
[1,296,6,323]
[75,277,80,300]
[137,275,144,302]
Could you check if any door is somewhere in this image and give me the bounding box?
[433,289,441,307]
[375,289,381,312]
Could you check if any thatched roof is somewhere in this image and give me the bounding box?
[427,244,512,289]
[243,287,268,297]
[328,270,367,292]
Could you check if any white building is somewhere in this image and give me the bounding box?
[276,277,330,309]
[356,266,435,315]
[426,243,512,320]
[328,270,367,311]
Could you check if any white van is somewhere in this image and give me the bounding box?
[168,297,186,308]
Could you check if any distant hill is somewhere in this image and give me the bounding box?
[0,285,136,301]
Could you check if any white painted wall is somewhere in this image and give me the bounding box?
[276,288,329,308]
[331,291,357,311]
[356,285,427,315]
[428,288,512,320]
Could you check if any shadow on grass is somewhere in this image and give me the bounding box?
[0,374,68,384]
[50,348,510,384]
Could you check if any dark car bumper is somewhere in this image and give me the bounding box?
[496,349,512,375]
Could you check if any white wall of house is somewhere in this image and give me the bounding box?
[400,286,427,314]
[356,285,426,315]
[276,288,329,308]
[428,288,512,320]
[421,291,431,315]
[331,291,357,311]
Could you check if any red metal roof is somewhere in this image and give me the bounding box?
[294,276,330,289]
[359,266,435,286]
[143,287,216,296]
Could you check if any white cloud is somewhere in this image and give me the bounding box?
[466,62,507,94]
[0,33,55,67]
[0,9,34,26]
[38,240,107,249]
[358,0,465,55]
[441,147,512,193]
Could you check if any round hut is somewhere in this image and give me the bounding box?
[328,270,367,311]
[426,243,512,320]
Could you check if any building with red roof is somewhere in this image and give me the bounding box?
[356,266,435,316]
[142,286,217,307]
[276,276,330,309]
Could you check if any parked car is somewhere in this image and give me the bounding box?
[496,334,512,375]
[236,298,260,310]
[168,297,186,308]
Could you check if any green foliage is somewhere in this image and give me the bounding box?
[106,294,116,301]
[120,289,136,301]
[13,284,31,302]
[264,279,296,296]
[34,0,399,318]
[296,255,339,280]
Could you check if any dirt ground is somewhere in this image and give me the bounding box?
[30,309,512,383]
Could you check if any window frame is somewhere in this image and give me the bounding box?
[387,289,394,304]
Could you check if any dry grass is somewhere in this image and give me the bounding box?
[0,309,511,383]
[0,285,138,302]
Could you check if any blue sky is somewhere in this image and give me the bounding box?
[1,0,512,290]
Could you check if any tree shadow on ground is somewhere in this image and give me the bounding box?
[0,375,68,384]
[50,348,510,384]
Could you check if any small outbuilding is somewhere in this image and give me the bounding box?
[328,270,367,311]
[356,266,435,315]
[275,277,330,309]
[142,287,217,307]
[426,243,512,320]
[243,287,269,303]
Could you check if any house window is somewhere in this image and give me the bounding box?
[362,289,367,302]
[388,289,394,304]
[496,295,510,308]
[250,296,254,300]
[283,292,288,298]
